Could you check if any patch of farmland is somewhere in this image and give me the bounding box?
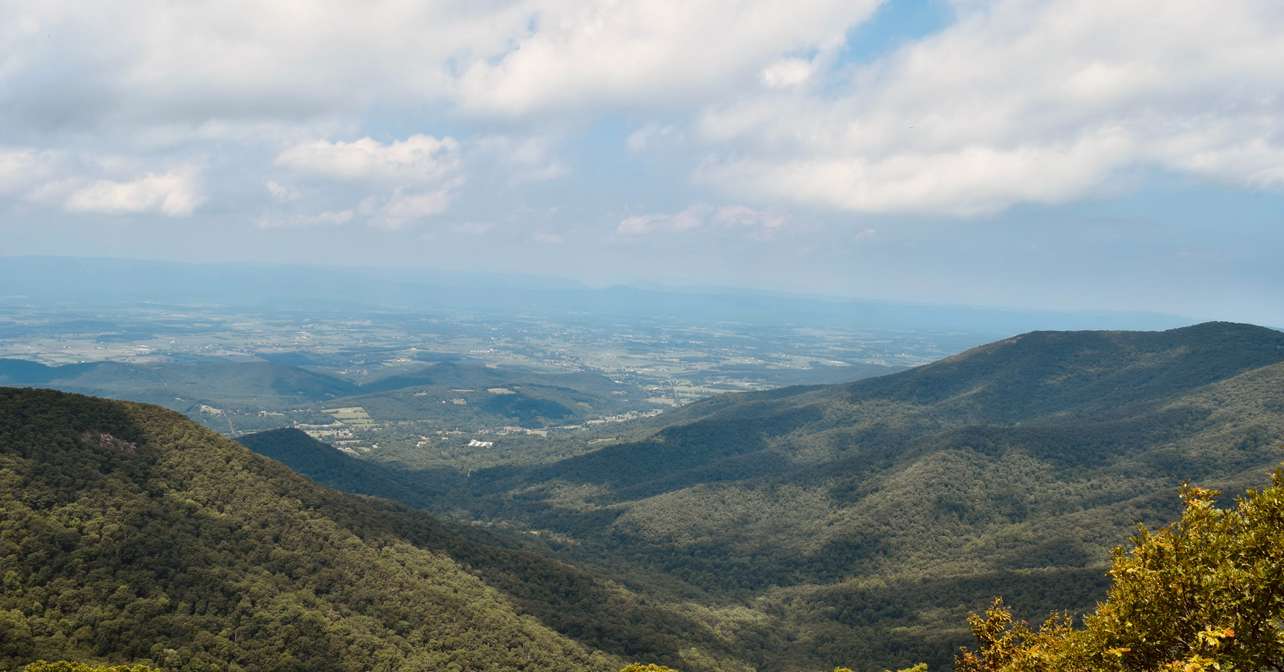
[321,406,377,428]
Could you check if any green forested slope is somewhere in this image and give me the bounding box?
[232,427,770,671]
[0,388,627,672]
[245,322,1284,670]
[237,427,441,508]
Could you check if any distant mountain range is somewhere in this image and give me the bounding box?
[0,358,358,406]
[242,321,1284,669]
[0,256,1195,334]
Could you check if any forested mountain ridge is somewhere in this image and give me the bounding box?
[453,323,1284,573]
[0,359,360,406]
[1,388,766,672]
[841,320,1284,418]
[245,322,1284,669]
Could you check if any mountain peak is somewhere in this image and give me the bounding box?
[847,322,1284,419]
[1162,320,1284,340]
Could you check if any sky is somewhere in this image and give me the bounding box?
[1,0,1282,324]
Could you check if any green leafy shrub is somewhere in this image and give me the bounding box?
[957,468,1284,671]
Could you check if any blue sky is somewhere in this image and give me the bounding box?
[2,0,1283,324]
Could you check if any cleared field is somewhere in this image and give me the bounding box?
[321,406,377,428]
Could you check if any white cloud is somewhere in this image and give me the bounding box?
[63,168,203,216]
[267,133,562,232]
[451,221,496,236]
[617,206,707,236]
[0,0,870,228]
[694,0,1284,214]
[270,135,464,229]
[453,1,881,115]
[265,180,300,202]
[374,190,452,230]
[257,192,450,231]
[0,148,204,218]
[6,0,1284,229]
[626,123,682,153]
[256,208,354,229]
[474,135,567,183]
[1,0,883,133]
[0,148,57,194]
[701,131,1134,215]
[710,205,786,232]
[1,2,513,133]
[275,135,461,185]
[760,58,814,89]
[617,204,785,237]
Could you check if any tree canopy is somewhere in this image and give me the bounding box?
[957,469,1284,671]
[22,663,161,672]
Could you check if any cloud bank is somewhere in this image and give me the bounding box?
[1,0,1282,228]
[694,0,1284,214]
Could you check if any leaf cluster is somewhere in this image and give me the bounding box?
[957,470,1284,671]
